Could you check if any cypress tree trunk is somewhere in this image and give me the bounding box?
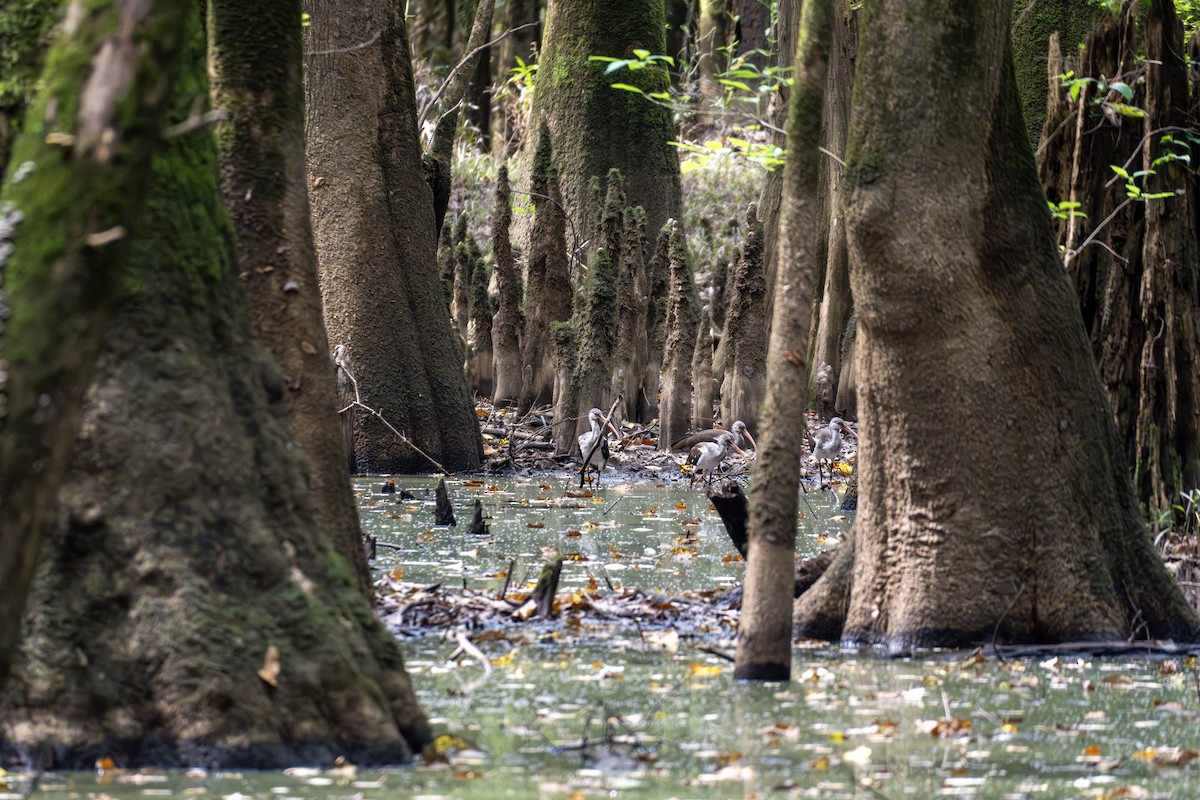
[209,0,371,598]
[305,0,482,473]
[0,0,59,174]
[794,0,1198,648]
[491,0,540,159]
[613,206,652,422]
[491,166,524,404]
[528,0,681,244]
[691,303,716,429]
[807,6,857,419]
[658,220,698,450]
[0,0,192,688]
[1,14,431,765]
[641,220,672,422]
[1038,1,1200,516]
[466,240,494,397]
[567,170,624,440]
[735,0,829,681]
[720,202,768,432]
[1010,0,1100,146]
[519,125,574,413]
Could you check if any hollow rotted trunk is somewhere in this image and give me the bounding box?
[210,0,370,598]
[0,15,431,765]
[721,202,768,432]
[0,0,191,690]
[658,220,698,450]
[1038,2,1200,517]
[305,0,481,473]
[492,166,524,404]
[528,0,681,245]
[519,124,574,413]
[735,0,830,681]
[794,0,1198,649]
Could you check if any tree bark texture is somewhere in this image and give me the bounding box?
[209,0,371,599]
[639,220,673,423]
[720,202,768,432]
[519,124,574,413]
[735,0,830,681]
[658,220,697,450]
[0,0,191,689]
[491,165,523,403]
[466,239,494,396]
[757,0,799,312]
[795,0,1199,649]
[491,0,540,159]
[305,0,482,473]
[1,17,431,766]
[529,0,681,246]
[1038,1,1200,516]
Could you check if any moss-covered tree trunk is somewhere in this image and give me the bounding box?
[0,0,192,689]
[465,240,494,397]
[794,0,1198,649]
[720,202,768,432]
[492,166,523,404]
[305,0,482,473]
[1011,0,1099,146]
[0,14,431,766]
[0,0,60,174]
[519,125,574,413]
[528,0,681,245]
[567,170,624,442]
[209,0,370,598]
[658,220,698,449]
[735,0,829,680]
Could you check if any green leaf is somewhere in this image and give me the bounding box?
[719,79,754,92]
[649,91,671,101]
[1107,102,1147,118]
[605,60,631,74]
[1108,81,1133,101]
[1110,164,1130,179]
[632,48,651,60]
[610,83,645,94]
[588,55,620,63]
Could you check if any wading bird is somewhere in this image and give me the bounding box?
[578,407,621,485]
[810,417,853,488]
[687,431,749,488]
[670,420,757,452]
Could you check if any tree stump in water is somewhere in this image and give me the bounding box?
[532,558,564,618]
[466,499,489,535]
[435,478,456,526]
[709,481,749,557]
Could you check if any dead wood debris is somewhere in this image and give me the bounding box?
[375,574,741,639]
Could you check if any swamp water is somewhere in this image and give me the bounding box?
[6,476,1199,799]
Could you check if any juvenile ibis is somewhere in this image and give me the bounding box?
[670,420,757,452]
[578,407,621,485]
[810,417,853,488]
[687,431,749,488]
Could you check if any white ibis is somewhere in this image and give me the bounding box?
[670,420,757,452]
[578,407,621,485]
[687,431,749,488]
[810,417,853,488]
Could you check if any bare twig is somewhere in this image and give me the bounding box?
[418,21,539,127]
[334,348,450,474]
